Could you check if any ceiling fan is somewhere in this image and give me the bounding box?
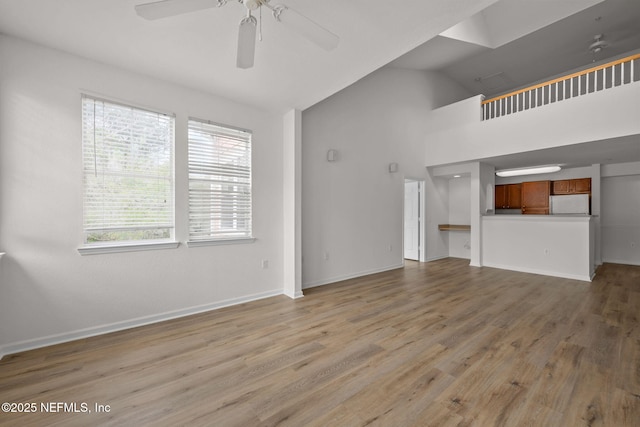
[135,0,340,69]
[589,34,608,54]
[587,33,609,62]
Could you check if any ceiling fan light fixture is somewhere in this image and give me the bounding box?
[496,165,561,177]
[243,0,261,11]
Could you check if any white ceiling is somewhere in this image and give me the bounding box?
[0,0,499,113]
[390,0,640,99]
[479,135,640,170]
[388,0,640,170]
[2,0,634,113]
[1,0,638,169]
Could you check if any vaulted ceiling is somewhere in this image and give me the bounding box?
[389,0,640,100]
[0,0,499,112]
[4,0,637,114]
[1,0,639,169]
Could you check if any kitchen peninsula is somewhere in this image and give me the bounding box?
[482,215,595,281]
[484,176,595,281]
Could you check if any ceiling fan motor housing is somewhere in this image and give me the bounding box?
[589,34,607,52]
[243,0,261,10]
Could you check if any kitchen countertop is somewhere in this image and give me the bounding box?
[484,214,593,221]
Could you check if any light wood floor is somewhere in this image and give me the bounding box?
[1,259,639,426]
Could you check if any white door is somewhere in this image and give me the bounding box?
[404,180,420,260]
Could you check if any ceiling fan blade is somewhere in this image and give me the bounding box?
[135,0,220,20]
[237,15,257,69]
[273,5,339,51]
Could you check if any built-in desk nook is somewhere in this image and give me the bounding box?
[438,224,471,231]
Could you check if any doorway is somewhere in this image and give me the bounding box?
[404,179,422,261]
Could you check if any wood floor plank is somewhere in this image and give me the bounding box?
[530,341,585,413]
[559,359,611,427]
[616,335,640,394]
[1,259,639,426]
[470,360,541,427]
[608,387,640,426]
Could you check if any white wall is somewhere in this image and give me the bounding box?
[448,177,471,259]
[483,216,593,281]
[0,35,284,356]
[301,67,471,287]
[425,82,640,167]
[424,172,450,262]
[601,173,640,266]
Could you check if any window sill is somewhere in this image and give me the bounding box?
[78,241,180,255]
[187,237,256,248]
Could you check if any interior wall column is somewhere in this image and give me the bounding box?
[591,163,602,266]
[283,109,303,298]
[470,163,481,266]
[470,162,495,267]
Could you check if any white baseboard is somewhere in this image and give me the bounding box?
[425,255,448,262]
[284,290,304,299]
[303,263,404,289]
[482,262,592,282]
[602,258,640,267]
[0,289,283,360]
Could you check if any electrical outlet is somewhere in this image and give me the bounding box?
[324,252,329,261]
[261,259,269,269]
[544,248,550,256]
[388,245,393,252]
[631,242,636,248]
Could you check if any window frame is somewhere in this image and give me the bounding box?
[186,117,254,247]
[78,94,178,255]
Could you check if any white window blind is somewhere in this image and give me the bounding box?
[82,95,175,244]
[188,119,252,241]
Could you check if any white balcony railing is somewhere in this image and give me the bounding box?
[482,53,640,120]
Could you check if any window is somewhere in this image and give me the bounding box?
[188,119,252,243]
[81,95,175,246]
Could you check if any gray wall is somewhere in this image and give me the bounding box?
[301,67,471,287]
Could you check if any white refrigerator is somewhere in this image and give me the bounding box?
[549,194,590,215]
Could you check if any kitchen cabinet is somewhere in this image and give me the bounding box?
[573,178,591,193]
[495,184,522,209]
[522,180,550,214]
[495,186,506,209]
[552,178,591,195]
